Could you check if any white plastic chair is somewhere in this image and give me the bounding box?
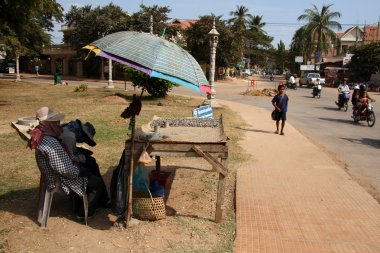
[37,173,88,227]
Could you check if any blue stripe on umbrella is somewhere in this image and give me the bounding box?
[151,71,200,93]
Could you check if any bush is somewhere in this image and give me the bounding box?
[74,84,88,92]
[124,66,177,98]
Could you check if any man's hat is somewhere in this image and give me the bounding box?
[76,119,96,146]
[36,107,65,122]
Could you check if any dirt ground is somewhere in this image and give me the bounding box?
[0,80,245,253]
[0,155,237,253]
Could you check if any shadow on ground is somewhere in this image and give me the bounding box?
[341,137,380,149]
[318,117,354,124]
[237,126,274,134]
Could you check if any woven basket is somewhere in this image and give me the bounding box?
[132,190,166,221]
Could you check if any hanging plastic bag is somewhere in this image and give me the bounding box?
[138,144,153,164]
[110,152,128,216]
[132,163,150,191]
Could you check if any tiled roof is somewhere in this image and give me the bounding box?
[168,19,197,29]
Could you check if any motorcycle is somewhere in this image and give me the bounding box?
[337,92,350,111]
[352,98,376,127]
[286,81,298,90]
[312,84,322,98]
[270,75,274,81]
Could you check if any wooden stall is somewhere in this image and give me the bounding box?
[125,117,229,223]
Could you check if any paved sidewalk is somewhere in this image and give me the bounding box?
[220,100,380,253]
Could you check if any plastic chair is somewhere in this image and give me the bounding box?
[37,173,88,227]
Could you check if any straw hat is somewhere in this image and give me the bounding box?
[36,107,65,122]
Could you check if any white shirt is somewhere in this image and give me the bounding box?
[338,84,350,93]
[289,76,295,84]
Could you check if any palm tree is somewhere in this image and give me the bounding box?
[228,5,252,59]
[247,15,267,34]
[297,4,342,63]
[228,5,252,27]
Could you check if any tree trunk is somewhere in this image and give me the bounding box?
[315,28,323,63]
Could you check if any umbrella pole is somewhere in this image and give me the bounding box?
[125,89,144,227]
[125,114,135,227]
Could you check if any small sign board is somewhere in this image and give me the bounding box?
[300,65,315,71]
[192,105,213,119]
[295,56,303,63]
[343,57,351,66]
[8,67,15,74]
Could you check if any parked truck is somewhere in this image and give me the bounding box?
[299,73,325,88]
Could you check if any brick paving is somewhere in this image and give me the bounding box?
[220,101,380,253]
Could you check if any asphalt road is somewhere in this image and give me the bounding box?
[171,78,380,199]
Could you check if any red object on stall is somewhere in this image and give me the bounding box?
[149,171,172,189]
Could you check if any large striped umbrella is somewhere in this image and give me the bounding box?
[84,31,210,93]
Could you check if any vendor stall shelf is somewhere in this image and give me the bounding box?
[125,116,228,223]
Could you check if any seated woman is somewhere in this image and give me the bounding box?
[29,107,107,219]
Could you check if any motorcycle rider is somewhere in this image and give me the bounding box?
[354,84,376,118]
[288,74,296,88]
[312,78,322,96]
[351,84,360,109]
[336,80,350,106]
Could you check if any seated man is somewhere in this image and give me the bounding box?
[28,107,107,219]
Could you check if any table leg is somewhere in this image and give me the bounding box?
[215,157,228,223]
[156,156,161,171]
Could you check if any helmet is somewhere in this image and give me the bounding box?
[359,84,367,92]
[354,84,360,90]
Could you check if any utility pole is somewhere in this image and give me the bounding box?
[355,25,358,47]
[150,15,153,34]
[377,17,380,42]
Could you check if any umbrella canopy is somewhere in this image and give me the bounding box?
[84,31,210,93]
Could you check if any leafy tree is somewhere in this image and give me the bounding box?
[0,0,63,78]
[297,4,341,63]
[124,66,177,98]
[349,42,380,81]
[129,4,171,35]
[244,15,273,68]
[185,15,236,68]
[64,4,130,77]
[228,5,252,59]
[275,40,287,73]
[64,4,130,51]
[289,26,314,63]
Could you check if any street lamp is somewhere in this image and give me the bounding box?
[204,18,221,108]
[107,59,114,88]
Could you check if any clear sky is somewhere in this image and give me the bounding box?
[52,0,380,48]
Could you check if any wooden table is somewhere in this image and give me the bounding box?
[125,139,228,223]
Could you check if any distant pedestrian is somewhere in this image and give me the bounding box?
[272,85,289,135]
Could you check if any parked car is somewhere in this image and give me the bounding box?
[299,73,325,88]
[242,69,252,77]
